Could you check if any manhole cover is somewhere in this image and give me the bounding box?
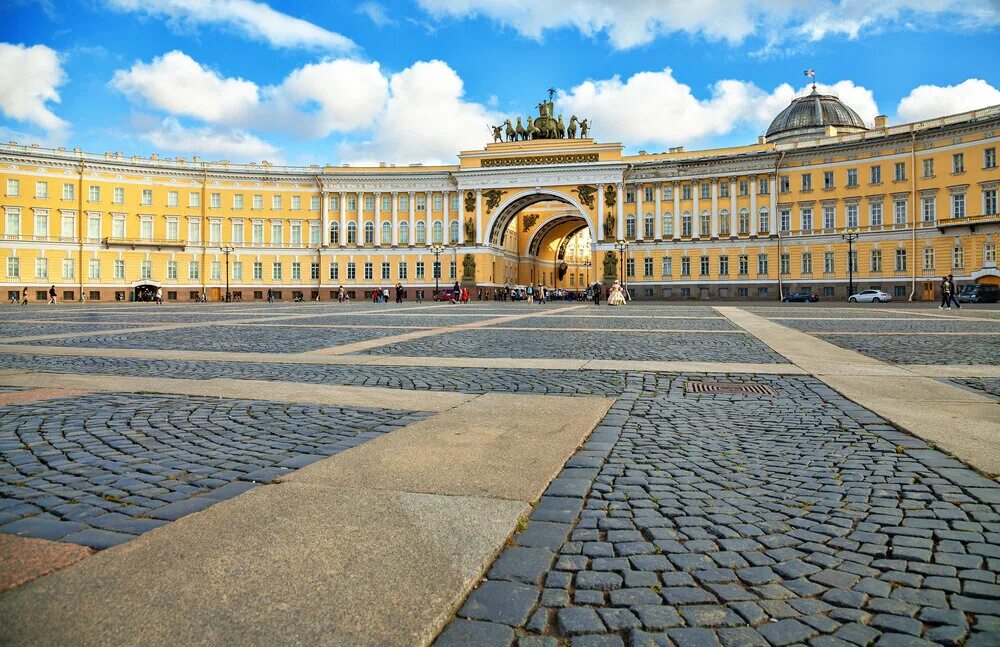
[684,381,778,396]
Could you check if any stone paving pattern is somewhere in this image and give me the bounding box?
[950,378,1000,401]
[435,373,1000,647]
[363,330,788,363]
[0,393,428,548]
[492,317,739,331]
[821,335,1000,365]
[18,324,421,354]
[0,323,150,339]
[0,354,628,397]
[774,319,1000,333]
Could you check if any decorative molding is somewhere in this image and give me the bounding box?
[480,153,599,167]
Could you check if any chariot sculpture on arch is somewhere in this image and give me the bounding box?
[490,88,591,142]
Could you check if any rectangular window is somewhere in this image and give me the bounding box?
[140,260,151,280]
[364,262,373,280]
[626,258,635,278]
[232,221,244,244]
[922,197,935,222]
[140,218,153,240]
[779,176,789,193]
[953,153,964,173]
[210,193,221,209]
[738,255,749,275]
[663,185,673,200]
[272,195,282,210]
[398,194,408,210]
[211,261,221,280]
[6,256,19,278]
[271,222,282,245]
[800,207,813,231]
[823,171,834,189]
[415,261,424,279]
[252,221,264,244]
[719,183,729,198]
[311,196,321,211]
[253,262,263,280]
[61,212,75,239]
[253,194,263,210]
[381,262,391,280]
[167,260,177,280]
[329,262,339,280]
[88,185,100,202]
[895,248,907,272]
[779,209,790,232]
[290,222,302,245]
[681,256,690,276]
[758,178,769,195]
[209,220,221,243]
[114,259,125,279]
[718,255,728,276]
[398,261,408,279]
[450,194,459,211]
[112,186,125,205]
[189,192,200,208]
[188,218,201,243]
[416,194,426,210]
[167,191,178,207]
[757,254,768,275]
[894,199,907,225]
[984,243,996,264]
[801,252,812,274]
[847,250,858,273]
[682,184,691,200]
[699,255,709,276]
[292,262,301,280]
[6,178,19,197]
[923,247,935,271]
[330,195,340,210]
[846,203,859,227]
[33,211,48,238]
[88,258,100,279]
[625,186,635,203]
[953,246,964,268]
[233,261,243,280]
[644,187,654,202]
[870,165,882,184]
[450,260,456,280]
[189,261,200,280]
[310,222,320,245]
[141,189,152,206]
[801,174,812,191]
[846,168,858,187]
[700,183,710,200]
[823,205,835,229]
[824,252,835,273]
[662,256,673,276]
[922,158,934,177]
[984,189,998,216]
[272,262,282,280]
[432,194,442,210]
[952,193,966,218]
[62,183,74,201]
[291,196,301,211]
[310,262,319,280]
[644,257,653,277]
[739,180,749,196]
[87,214,101,239]
[35,257,48,279]
[112,215,125,238]
[233,194,243,209]
[780,253,790,275]
[894,162,906,182]
[870,201,883,226]
[986,147,997,169]
[870,249,882,272]
[166,219,179,240]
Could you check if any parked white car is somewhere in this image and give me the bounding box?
[848,289,892,303]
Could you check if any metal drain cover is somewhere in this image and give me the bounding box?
[684,381,778,396]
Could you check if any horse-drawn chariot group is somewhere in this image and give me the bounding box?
[491,95,590,143]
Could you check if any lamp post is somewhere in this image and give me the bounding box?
[614,239,628,291]
[842,230,860,301]
[430,243,444,296]
[220,245,234,302]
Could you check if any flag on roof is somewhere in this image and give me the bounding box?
[804,69,815,78]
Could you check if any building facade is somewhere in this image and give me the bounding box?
[2,92,998,302]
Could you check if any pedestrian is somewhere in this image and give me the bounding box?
[592,282,601,306]
[526,284,534,304]
[155,286,163,305]
[48,285,57,305]
[947,274,962,309]
[477,288,482,301]
[383,286,390,303]
[20,286,28,306]
[416,288,423,303]
[395,282,403,303]
[939,276,952,310]
[338,286,346,303]
[461,287,469,303]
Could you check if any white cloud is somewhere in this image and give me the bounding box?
[341,60,503,165]
[0,42,68,140]
[896,79,1000,122]
[111,51,388,138]
[556,70,880,149]
[141,117,281,161]
[105,0,355,52]
[356,2,394,27]
[416,0,1000,50]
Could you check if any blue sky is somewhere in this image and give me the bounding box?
[2,0,999,166]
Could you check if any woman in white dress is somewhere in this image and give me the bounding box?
[608,280,627,306]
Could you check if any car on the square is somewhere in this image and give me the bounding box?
[782,292,819,302]
[957,284,1000,303]
[432,288,460,301]
[848,289,892,303]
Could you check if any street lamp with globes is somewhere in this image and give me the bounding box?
[429,243,445,297]
[842,230,860,300]
[220,246,234,302]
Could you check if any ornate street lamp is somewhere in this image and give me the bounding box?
[429,243,445,296]
[220,245,234,302]
[842,230,860,300]
[614,239,628,292]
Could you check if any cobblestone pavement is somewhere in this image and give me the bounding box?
[491,317,739,331]
[17,325,421,353]
[949,378,1000,401]
[0,393,427,548]
[0,354,628,397]
[749,308,934,319]
[276,314,497,327]
[0,323,151,339]
[774,319,1000,333]
[435,373,1000,647]
[821,335,1000,365]
[363,330,789,363]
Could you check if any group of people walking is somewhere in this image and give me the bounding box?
[939,274,962,310]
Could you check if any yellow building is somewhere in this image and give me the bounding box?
[2,90,998,302]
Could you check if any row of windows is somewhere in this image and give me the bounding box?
[783,150,996,193]
[625,179,770,203]
[328,221,461,245]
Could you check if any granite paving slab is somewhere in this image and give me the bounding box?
[821,334,1000,365]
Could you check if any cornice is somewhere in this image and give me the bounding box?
[454,163,626,189]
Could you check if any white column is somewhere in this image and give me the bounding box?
[769,176,777,235]
[654,183,662,241]
[616,182,624,240]
[750,177,758,237]
[391,192,399,246]
[474,188,483,245]
[374,192,382,246]
[635,183,643,241]
[729,181,737,237]
[597,184,605,241]
[408,191,415,247]
[356,191,364,247]
[321,190,329,245]
[425,191,433,245]
[692,182,700,239]
[339,192,347,247]
[459,191,467,245]
[442,190,449,244]
[672,181,681,239]
[711,180,719,239]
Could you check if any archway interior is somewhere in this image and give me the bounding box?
[494,199,593,288]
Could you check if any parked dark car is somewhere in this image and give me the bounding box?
[957,283,1000,303]
[782,292,819,302]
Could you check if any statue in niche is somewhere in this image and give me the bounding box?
[603,213,616,239]
[462,253,476,278]
[464,217,476,241]
[603,251,618,281]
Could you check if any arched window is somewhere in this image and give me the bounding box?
[364,221,374,245]
[682,211,692,237]
[347,222,357,245]
[398,221,409,245]
[449,221,460,243]
[644,213,654,238]
[329,221,339,245]
[759,207,770,234]
[700,210,711,237]
[719,209,730,236]
[381,222,391,245]
[662,212,673,237]
[625,214,636,239]
[739,208,750,235]
[432,221,443,243]
[415,221,426,244]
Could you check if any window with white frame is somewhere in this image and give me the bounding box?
[662,212,673,236]
[846,169,858,187]
[952,193,966,218]
[644,213,654,238]
[894,199,907,225]
[35,181,48,199]
[252,221,264,244]
[232,221,244,244]
[739,208,750,234]
[759,208,770,233]
[719,255,729,275]
[6,179,19,196]
[112,214,125,238]
[780,254,790,274]
[922,197,935,222]
[211,261,221,280]
[738,255,749,275]
[682,212,692,237]
[233,261,243,280]
[311,196,320,211]
[952,153,964,173]
[870,249,882,272]
[644,187,654,202]
[846,203,858,228]
[189,192,200,208]
[210,193,221,209]
[347,222,358,244]
[271,222,282,244]
[364,262,373,280]
[450,194,459,211]
[166,218,179,241]
[310,222,321,245]
[291,196,301,211]
[953,246,964,268]
[432,221,443,243]
[757,253,768,275]
[397,221,407,245]
[141,189,152,206]
[415,221,425,244]
[432,194,443,210]
[894,162,906,182]
[88,258,100,279]
[779,208,790,232]
[719,210,730,235]
[870,201,883,226]
[625,186,635,203]
[800,207,812,231]
[895,248,907,272]
[35,257,48,279]
[290,222,302,245]
[823,171,834,189]
[824,252,834,273]
[923,247,935,270]
[140,259,152,279]
[699,211,710,237]
[6,256,19,278]
[87,214,101,239]
[271,195,281,210]
[984,243,996,265]
[292,262,301,280]
[61,212,75,239]
[922,159,934,177]
[984,188,998,215]
[140,217,153,240]
[662,256,672,277]
[114,259,125,279]
[62,183,74,201]
[625,214,636,238]
[364,221,374,245]
[58,258,73,280]
[329,222,339,245]
[209,220,221,243]
[822,205,835,229]
[33,210,48,238]
[233,194,244,209]
[986,147,997,169]
[664,184,674,199]
[253,194,263,210]
[416,194,426,211]
[450,221,459,243]
[189,260,200,279]
[253,261,263,280]
[188,218,201,242]
[364,195,374,212]
[700,183,710,200]
[415,261,423,279]
[870,166,882,184]
[88,185,100,202]
[167,191,178,208]
[167,260,177,280]
[801,252,812,274]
